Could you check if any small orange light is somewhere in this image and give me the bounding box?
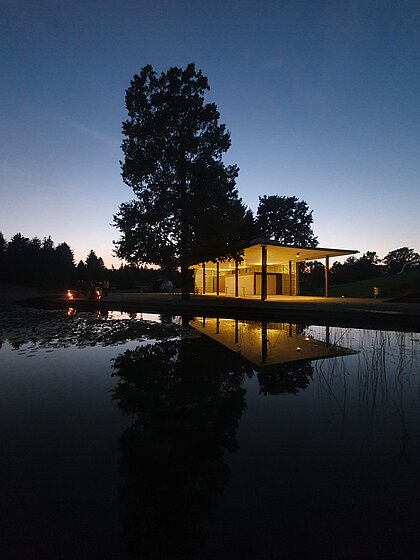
[67,290,74,300]
[96,290,102,300]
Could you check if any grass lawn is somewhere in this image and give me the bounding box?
[302,270,420,298]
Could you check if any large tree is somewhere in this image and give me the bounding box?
[114,63,248,299]
[255,195,318,247]
[382,247,420,274]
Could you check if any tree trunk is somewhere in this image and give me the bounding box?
[181,262,190,301]
[179,151,190,301]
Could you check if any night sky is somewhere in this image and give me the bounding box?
[1,0,419,267]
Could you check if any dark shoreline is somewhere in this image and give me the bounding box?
[16,293,420,333]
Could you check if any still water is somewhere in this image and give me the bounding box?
[1,308,420,559]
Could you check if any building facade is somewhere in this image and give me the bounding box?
[189,239,358,299]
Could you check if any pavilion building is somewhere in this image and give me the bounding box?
[189,239,358,300]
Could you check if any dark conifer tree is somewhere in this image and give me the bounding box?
[54,243,75,287]
[85,249,105,281]
[0,232,6,280]
[4,233,30,284]
[0,232,77,288]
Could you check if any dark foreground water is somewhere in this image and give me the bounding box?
[1,309,420,560]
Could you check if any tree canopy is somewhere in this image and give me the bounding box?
[254,195,317,246]
[382,247,420,274]
[114,63,248,299]
[329,251,382,285]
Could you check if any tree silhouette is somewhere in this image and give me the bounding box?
[0,232,77,288]
[0,231,6,253]
[4,233,31,285]
[255,195,317,246]
[257,361,314,395]
[54,243,75,287]
[299,260,325,291]
[382,247,420,274]
[40,236,56,286]
[114,63,249,300]
[329,251,382,285]
[111,336,251,558]
[0,232,5,273]
[85,249,105,280]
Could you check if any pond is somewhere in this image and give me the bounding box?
[1,307,420,559]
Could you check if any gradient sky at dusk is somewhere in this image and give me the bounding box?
[1,0,419,267]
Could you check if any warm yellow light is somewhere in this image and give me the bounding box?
[67,290,74,300]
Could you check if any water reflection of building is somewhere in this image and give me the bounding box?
[190,317,355,367]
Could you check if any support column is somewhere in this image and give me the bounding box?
[235,260,239,298]
[234,319,239,343]
[216,262,220,295]
[289,260,293,296]
[261,321,268,364]
[202,263,206,295]
[324,255,330,298]
[261,245,267,301]
[295,262,300,295]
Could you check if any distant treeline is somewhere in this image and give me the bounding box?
[1,232,417,292]
[0,232,75,288]
[300,247,420,291]
[0,232,179,290]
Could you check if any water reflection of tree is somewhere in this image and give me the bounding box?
[111,337,252,559]
[257,360,314,395]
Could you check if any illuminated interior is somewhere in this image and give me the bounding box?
[189,240,358,299]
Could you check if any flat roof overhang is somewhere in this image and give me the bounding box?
[189,240,358,270]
